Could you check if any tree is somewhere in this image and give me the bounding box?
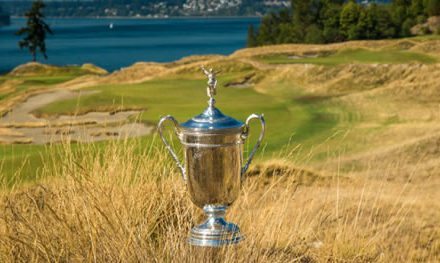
[247,24,257,47]
[291,0,313,27]
[426,0,440,16]
[277,23,297,43]
[16,0,53,62]
[256,13,280,45]
[376,5,396,38]
[340,0,361,40]
[401,17,416,36]
[358,6,378,39]
[321,2,343,43]
[291,0,313,41]
[410,0,425,17]
[305,24,325,43]
[252,0,438,47]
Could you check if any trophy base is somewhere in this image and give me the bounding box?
[188,205,243,247]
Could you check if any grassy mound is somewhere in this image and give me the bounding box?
[0,63,107,117]
[258,48,437,65]
[8,62,107,77]
[2,37,440,183]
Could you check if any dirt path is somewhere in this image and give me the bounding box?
[0,90,152,144]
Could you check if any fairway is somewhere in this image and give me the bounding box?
[1,37,439,186]
[0,72,350,183]
[258,48,438,65]
[34,72,352,150]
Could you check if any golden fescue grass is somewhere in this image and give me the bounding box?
[103,62,169,84]
[0,139,438,262]
[8,62,108,77]
[230,38,440,59]
[252,63,440,103]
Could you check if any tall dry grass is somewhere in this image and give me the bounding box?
[0,138,438,262]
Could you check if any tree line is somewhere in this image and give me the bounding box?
[248,0,440,47]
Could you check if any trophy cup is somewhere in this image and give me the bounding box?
[158,66,265,247]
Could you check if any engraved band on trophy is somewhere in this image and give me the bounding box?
[157,66,266,247]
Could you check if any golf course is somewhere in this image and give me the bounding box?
[0,36,439,261]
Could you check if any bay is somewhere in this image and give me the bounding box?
[0,17,260,73]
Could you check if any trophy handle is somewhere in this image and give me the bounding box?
[241,113,266,176]
[158,115,186,181]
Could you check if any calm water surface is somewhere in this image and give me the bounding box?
[0,17,259,73]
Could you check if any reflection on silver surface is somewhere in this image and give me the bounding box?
[157,115,186,181]
[158,67,266,247]
[185,134,243,208]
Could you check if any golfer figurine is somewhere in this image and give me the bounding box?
[201,66,220,106]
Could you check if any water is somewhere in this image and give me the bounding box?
[0,17,259,73]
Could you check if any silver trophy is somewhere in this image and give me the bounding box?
[158,66,265,247]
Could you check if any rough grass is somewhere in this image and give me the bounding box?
[0,35,438,263]
[0,140,438,262]
[7,62,107,77]
[231,36,440,59]
[0,63,107,117]
[3,38,440,184]
[258,48,438,65]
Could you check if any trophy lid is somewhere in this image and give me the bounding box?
[180,66,244,132]
[181,106,243,131]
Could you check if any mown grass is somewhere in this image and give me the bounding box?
[258,48,438,65]
[2,39,438,184]
[0,79,339,184]
[0,70,360,184]
[33,74,347,153]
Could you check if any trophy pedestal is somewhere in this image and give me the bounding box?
[188,205,243,247]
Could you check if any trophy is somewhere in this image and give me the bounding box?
[158,66,265,247]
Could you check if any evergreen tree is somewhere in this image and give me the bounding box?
[291,0,313,41]
[340,0,361,40]
[277,23,297,43]
[16,0,53,62]
[401,17,416,35]
[291,0,313,27]
[247,24,257,47]
[274,9,295,43]
[391,0,414,36]
[426,0,440,16]
[376,5,396,38]
[410,0,425,17]
[256,13,279,45]
[321,2,343,43]
[357,5,379,39]
[305,24,325,43]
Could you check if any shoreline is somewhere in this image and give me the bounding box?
[11,15,262,20]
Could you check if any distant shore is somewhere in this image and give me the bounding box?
[11,15,262,20]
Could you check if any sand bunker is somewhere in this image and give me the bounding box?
[0,90,152,144]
